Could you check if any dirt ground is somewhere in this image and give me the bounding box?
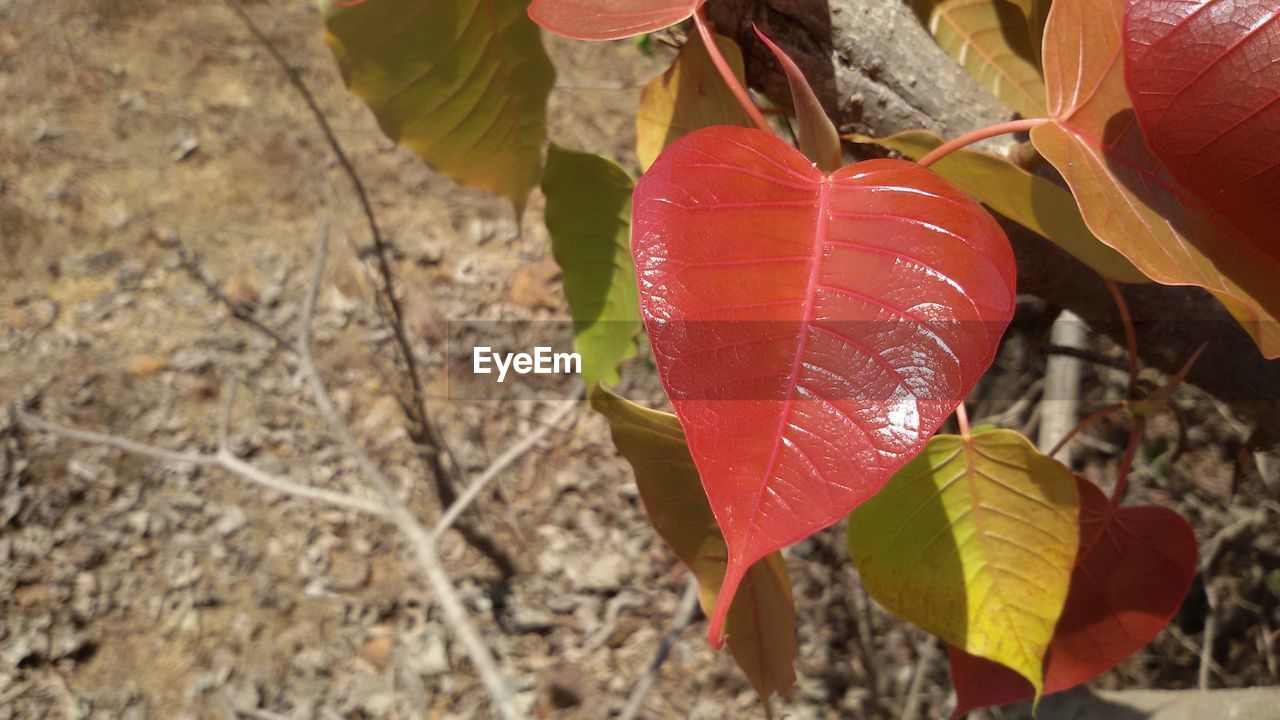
[1,0,1277,718]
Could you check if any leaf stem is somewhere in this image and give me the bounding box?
[1113,416,1146,507]
[955,401,971,439]
[1106,280,1141,399]
[693,8,772,134]
[917,118,1047,167]
[1047,401,1125,459]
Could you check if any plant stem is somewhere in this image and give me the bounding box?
[917,118,1046,167]
[1113,416,1146,507]
[1106,280,1141,399]
[693,8,771,133]
[956,401,971,438]
[1047,401,1126,458]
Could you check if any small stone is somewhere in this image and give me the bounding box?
[508,258,561,311]
[359,635,395,671]
[410,629,450,676]
[127,355,170,377]
[213,505,247,537]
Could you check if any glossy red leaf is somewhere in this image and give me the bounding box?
[631,125,1016,648]
[527,0,702,40]
[947,478,1197,717]
[1124,0,1280,260]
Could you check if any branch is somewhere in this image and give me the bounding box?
[219,0,469,513]
[13,410,390,517]
[296,221,523,720]
[431,395,579,541]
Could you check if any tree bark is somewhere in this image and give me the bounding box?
[708,0,1280,444]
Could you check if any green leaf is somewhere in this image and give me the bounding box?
[541,146,641,391]
[848,130,1148,283]
[590,387,797,703]
[635,31,753,172]
[322,0,555,213]
[847,429,1080,699]
[927,0,1046,118]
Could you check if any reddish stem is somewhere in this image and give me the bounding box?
[693,8,772,133]
[955,401,971,439]
[1047,401,1126,459]
[917,118,1047,167]
[1106,280,1141,399]
[1113,416,1146,507]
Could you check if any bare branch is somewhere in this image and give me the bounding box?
[174,238,292,351]
[431,395,579,541]
[14,407,391,517]
[295,221,523,720]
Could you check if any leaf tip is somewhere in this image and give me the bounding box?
[707,556,751,650]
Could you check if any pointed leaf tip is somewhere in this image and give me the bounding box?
[753,25,842,172]
[590,387,797,699]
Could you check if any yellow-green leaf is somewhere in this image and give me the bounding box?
[848,130,1147,283]
[635,31,752,172]
[542,146,641,391]
[322,0,554,212]
[847,429,1080,699]
[928,0,1046,118]
[591,387,797,702]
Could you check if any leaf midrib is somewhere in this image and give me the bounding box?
[743,174,834,542]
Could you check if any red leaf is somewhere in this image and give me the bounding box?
[527,0,702,40]
[948,478,1197,717]
[631,126,1016,647]
[1124,0,1280,260]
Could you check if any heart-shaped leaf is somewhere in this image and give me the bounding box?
[590,387,798,702]
[636,31,753,172]
[846,429,1080,698]
[947,476,1197,717]
[927,0,1048,118]
[528,0,702,40]
[848,130,1147,282]
[631,125,1017,647]
[323,0,554,212]
[541,146,642,391]
[1124,0,1280,260]
[1032,0,1280,356]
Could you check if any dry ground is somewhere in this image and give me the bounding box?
[1,0,1276,718]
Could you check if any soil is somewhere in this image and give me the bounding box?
[1,0,1276,718]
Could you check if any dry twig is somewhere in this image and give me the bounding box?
[616,575,702,720]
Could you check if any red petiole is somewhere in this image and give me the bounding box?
[693,8,772,134]
[917,118,1047,167]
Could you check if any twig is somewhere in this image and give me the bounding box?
[296,222,523,720]
[1200,589,1217,691]
[901,635,940,720]
[175,239,292,351]
[220,0,464,511]
[616,575,701,720]
[431,396,579,541]
[14,409,391,517]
